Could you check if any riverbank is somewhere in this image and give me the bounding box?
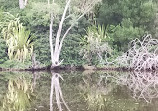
[0,65,157,72]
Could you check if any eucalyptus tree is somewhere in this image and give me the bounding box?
[48,0,101,68]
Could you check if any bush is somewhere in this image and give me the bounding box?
[107,19,144,51]
[0,59,32,69]
[0,39,8,64]
[80,25,111,65]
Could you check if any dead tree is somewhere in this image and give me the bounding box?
[116,34,158,71]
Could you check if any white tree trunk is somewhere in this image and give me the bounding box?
[49,14,55,65]
[24,0,28,6]
[49,0,71,68]
[54,0,71,55]
[49,72,70,111]
[49,0,100,68]
[19,0,28,9]
[48,0,50,5]
[19,0,24,9]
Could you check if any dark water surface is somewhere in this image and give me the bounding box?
[0,70,158,111]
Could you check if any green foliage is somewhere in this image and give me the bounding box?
[98,0,156,52]
[8,25,33,62]
[0,0,19,13]
[0,0,92,66]
[0,59,32,69]
[60,34,85,65]
[0,0,157,67]
[107,19,144,51]
[98,0,156,28]
[1,13,34,62]
[80,25,111,65]
[33,31,51,65]
[20,2,51,27]
[0,39,8,64]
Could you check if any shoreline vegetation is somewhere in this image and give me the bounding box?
[0,1,158,72]
[0,65,157,72]
[0,34,157,72]
[1,34,157,72]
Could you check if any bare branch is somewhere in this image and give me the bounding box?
[49,0,100,67]
[58,0,100,53]
[116,34,158,71]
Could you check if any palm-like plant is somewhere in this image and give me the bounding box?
[10,25,33,62]
[80,25,111,65]
[1,13,33,62]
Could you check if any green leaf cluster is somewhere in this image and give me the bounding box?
[0,39,8,64]
[80,25,111,65]
[60,34,85,65]
[98,0,157,52]
[1,15,34,62]
[107,19,144,51]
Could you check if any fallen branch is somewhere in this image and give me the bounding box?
[116,34,158,71]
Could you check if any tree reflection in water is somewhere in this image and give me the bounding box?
[1,71,158,111]
[80,71,158,111]
[50,71,71,111]
[32,72,41,89]
[80,71,115,111]
[1,75,33,111]
[117,71,158,103]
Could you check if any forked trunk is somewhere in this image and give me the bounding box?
[49,14,61,68]
[49,0,100,68]
[49,0,71,68]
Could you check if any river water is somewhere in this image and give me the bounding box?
[0,70,158,111]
